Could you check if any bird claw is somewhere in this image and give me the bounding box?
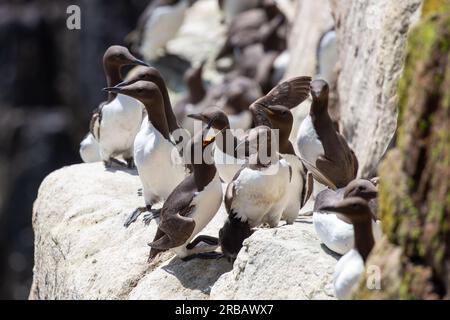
[143,209,161,225]
[124,207,147,228]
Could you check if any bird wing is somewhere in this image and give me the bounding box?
[299,156,337,190]
[251,76,312,110]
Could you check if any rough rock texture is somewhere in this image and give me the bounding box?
[330,0,422,176]
[30,164,337,300]
[355,1,450,300]
[210,224,338,300]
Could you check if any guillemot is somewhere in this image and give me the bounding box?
[94,46,148,168]
[104,81,189,228]
[251,103,314,224]
[148,127,223,261]
[127,0,196,61]
[219,126,291,260]
[296,79,358,189]
[321,197,376,299]
[314,179,382,255]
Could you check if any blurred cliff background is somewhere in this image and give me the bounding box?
[0,0,148,299]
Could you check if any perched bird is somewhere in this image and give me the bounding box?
[219,126,291,260]
[251,104,314,224]
[314,179,382,255]
[127,0,196,61]
[104,81,188,228]
[92,46,149,168]
[321,197,377,299]
[79,133,101,163]
[297,79,358,190]
[148,128,223,261]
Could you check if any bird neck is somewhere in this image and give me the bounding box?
[145,103,171,141]
[193,161,217,191]
[155,79,180,135]
[353,219,375,263]
[215,126,238,156]
[104,62,122,103]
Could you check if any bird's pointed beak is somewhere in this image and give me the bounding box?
[187,113,208,123]
[103,87,122,94]
[319,205,339,213]
[115,80,129,88]
[131,58,149,67]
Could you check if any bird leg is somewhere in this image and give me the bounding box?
[104,157,127,168]
[143,208,161,225]
[124,205,152,228]
[125,157,135,169]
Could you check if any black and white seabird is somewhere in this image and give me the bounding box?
[251,103,314,224]
[321,197,376,299]
[93,46,149,168]
[104,81,189,228]
[219,126,292,260]
[148,128,223,261]
[296,79,359,189]
[314,179,382,255]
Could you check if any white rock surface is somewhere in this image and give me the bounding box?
[210,224,338,300]
[30,163,338,300]
[330,0,422,176]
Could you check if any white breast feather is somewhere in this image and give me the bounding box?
[134,121,187,204]
[99,94,144,160]
[79,133,101,163]
[172,174,223,258]
[334,249,365,300]
[313,212,383,255]
[297,114,324,165]
[231,160,290,227]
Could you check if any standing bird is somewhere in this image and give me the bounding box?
[297,79,358,189]
[92,46,149,168]
[127,0,196,62]
[104,81,188,228]
[219,126,291,260]
[314,179,382,255]
[320,197,377,299]
[251,103,314,224]
[148,128,223,261]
